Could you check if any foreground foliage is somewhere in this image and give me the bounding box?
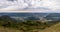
[0,15,60,32]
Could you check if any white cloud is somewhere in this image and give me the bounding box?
[0,0,60,12]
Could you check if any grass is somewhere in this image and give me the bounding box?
[0,26,22,32]
[0,22,60,32]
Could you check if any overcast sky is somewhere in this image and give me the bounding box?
[0,0,60,13]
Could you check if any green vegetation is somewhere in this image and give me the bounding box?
[0,15,60,32]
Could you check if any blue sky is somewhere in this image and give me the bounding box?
[0,0,60,13]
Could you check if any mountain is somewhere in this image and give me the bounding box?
[0,13,48,20]
[46,13,60,17]
[45,13,60,21]
[0,13,60,21]
[0,13,47,17]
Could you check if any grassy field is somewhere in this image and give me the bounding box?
[40,22,60,32]
[0,27,22,32]
[0,21,60,32]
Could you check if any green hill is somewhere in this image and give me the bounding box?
[0,22,60,32]
[0,15,60,32]
[0,21,60,32]
[37,22,60,32]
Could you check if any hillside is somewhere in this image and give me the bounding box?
[0,27,21,32]
[48,23,60,32]
[0,21,60,32]
[0,14,60,32]
[38,22,60,32]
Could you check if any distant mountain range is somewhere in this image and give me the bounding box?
[0,13,47,17]
[0,13,60,21]
[45,13,60,21]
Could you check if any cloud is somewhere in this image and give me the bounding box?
[0,0,60,12]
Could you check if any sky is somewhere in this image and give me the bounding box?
[0,0,60,13]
